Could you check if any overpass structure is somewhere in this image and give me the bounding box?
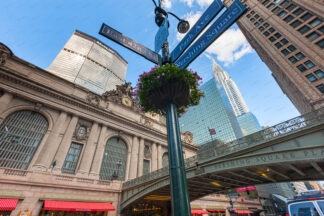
[121,108,324,212]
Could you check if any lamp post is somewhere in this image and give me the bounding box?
[152,1,192,215]
[112,160,122,180]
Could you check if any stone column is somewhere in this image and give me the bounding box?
[125,149,131,181]
[78,122,99,175]
[151,142,158,171]
[128,136,139,179]
[52,115,79,172]
[33,111,67,170]
[157,144,163,169]
[0,92,13,117]
[137,137,144,177]
[89,125,107,178]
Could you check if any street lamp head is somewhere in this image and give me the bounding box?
[155,7,167,27]
[177,20,190,34]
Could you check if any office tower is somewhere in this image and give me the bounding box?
[212,59,262,135]
[237,112,262,135]
[213,59,249,116]
[234,0,324,114]
[179,78,243,145]
[48,30,127,95]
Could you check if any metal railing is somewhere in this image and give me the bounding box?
[123,107,324,189]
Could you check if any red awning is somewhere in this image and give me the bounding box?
[43,200,115,212]
[0,199,18,211]
[192,209,211,215]
[235,210,254,214]
[209,209,226,212]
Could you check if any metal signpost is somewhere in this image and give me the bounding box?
[155,18,169,53]
[99,1,246,215]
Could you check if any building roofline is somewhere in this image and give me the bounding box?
[74,30,128,65]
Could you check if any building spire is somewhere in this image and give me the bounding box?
[211,58,249,116]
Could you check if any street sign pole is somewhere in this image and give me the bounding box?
[158,17,191,215]
[98,1,246,215]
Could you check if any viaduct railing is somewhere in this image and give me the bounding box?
[123,107,324,190]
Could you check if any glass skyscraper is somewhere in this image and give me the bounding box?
[212,59,249,117]
[237,112,262,136]
[48,30,127,95]
[179,78,243,145]
[212,59,262,136]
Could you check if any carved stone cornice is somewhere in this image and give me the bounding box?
[0,67,170,144]
[102,82,140,112]
[0,59,198,151]
[86,92,100,107]
[0,43,13,66]
[181,131,194,145]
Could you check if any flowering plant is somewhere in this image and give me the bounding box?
[134,64,204,115]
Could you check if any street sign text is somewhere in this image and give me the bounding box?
[99,23,161,64]
[170,0,224,62]
[175,0,246,69]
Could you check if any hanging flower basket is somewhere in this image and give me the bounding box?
[134,64,204,115]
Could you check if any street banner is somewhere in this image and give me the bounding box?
[237,186,256,192]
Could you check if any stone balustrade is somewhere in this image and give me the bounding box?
[0,167,122,192]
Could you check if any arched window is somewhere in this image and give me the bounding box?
[0,110,48,169]
[162,152,169,168]
[100,137,127,181]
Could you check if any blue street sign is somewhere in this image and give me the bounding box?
[170,0,224,62]
[99,23,161,64]
[155,18,169,53]
[174,0,246,69]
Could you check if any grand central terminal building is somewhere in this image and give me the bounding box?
[0,31,262,216]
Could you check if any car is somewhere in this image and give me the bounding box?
[287,190,324,216]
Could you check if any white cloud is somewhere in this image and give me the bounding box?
[180,0,195,7]
[176,11,202,41]
[161,0,172,9]
[206,28,253,66]
[197,0,213,8]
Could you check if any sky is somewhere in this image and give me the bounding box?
[0,0,300,127]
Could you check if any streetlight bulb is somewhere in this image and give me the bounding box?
[177,20,190,34]
[155,7,167,27]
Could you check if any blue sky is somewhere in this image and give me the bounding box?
[0,0,300,127]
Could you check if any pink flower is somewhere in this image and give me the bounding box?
[162,73,165,76]
[139,74,143,77]
[168,70,170,72]
[157,76,160,79]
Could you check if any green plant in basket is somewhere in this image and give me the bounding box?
[134,63,204,116]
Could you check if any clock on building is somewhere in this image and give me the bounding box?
[122,97,132,107]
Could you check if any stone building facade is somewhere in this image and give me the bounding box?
[0,43,197,216]
[231,0,324,114]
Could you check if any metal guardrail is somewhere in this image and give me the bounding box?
[123,108,324,189]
